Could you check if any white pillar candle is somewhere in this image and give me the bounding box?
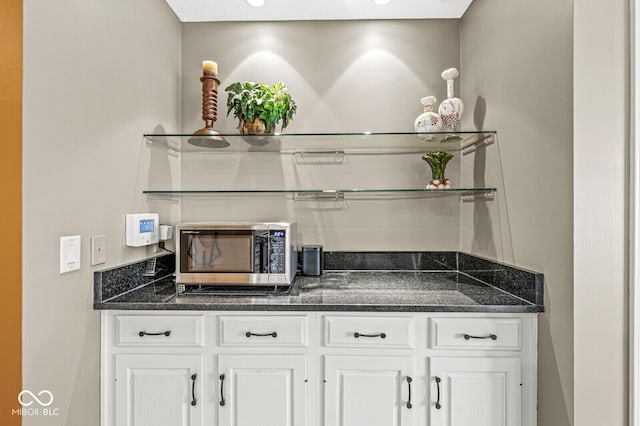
[202,60,218,75]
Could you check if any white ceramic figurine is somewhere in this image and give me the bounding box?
[414,96,443,141]
[438,67,464,131]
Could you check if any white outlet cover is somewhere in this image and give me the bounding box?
[60,235,81,274]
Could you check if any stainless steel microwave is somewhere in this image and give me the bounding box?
[176,222,297,286]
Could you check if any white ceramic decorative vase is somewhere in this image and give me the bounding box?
[414,96,443,141]
[438,68,464,131]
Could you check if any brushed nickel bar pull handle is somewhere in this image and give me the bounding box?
[406,376,413,409]
[245,331,278,338]
[463,333,497,341]
[435,376,442,410]
[219,374,226,406]
[190,374,197,407]
[138,330,171,337]
[353,332,386,339]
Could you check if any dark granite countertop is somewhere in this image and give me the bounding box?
[94,252,544,313]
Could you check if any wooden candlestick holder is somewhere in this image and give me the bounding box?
[188,71,229,148]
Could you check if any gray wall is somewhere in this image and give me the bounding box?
[182,20,460,134]
[459,1,574,425]
[179,21,485,251]
[22,0,181,424]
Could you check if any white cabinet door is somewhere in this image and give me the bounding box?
[429,357,521,426]
[324,355,414,426]
[114,354,203,426]
[217,354,307,426]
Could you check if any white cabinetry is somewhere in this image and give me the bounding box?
[114,354,203,426]
[218,315,308,347]
[429,357,521,426]
[323,315,414,349]
[427,316,530,426]
[217,354,307,426]
[324,355,414,426]
[101,311,536,426]
[115,314,203,347]
[321,315,416,426]
[216,315,309,425]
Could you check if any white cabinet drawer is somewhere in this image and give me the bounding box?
[115,314,204,347]
[324,315,414,349]
[219,315,308,347]
[429,317,521,350]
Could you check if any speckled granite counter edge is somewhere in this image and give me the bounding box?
[95,300,543,313]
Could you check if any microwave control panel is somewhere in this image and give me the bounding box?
[269,229,287,273]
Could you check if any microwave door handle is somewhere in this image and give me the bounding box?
[187,238,193,259]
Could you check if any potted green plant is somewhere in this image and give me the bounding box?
[225,81,297,134]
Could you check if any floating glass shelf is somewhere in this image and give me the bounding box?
[144,131,496,155]
[143,187,497,201]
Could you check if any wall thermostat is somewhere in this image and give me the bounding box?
[126,213,159,247]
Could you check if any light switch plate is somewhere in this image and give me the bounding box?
[91,235,106,266]
[60,235,81,274]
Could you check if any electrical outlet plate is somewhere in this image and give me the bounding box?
[91,235,106,266]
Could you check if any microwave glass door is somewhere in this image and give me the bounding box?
[183,231,253,273]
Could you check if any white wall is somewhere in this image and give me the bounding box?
[22,0,181,424]
[574,0,629,424]
[459,1,574,424]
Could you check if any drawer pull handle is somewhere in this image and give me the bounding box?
[190,374,197,407]
[435,376,442,410]
[463,333,497,341]
[245,331,278,338]
[353,332,386,339]
[406,376,413,409]
[138,330,171,337]
[219,374,226,406]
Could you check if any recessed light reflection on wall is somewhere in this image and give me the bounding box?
[373,0,392,5]
[246,0,265,7]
